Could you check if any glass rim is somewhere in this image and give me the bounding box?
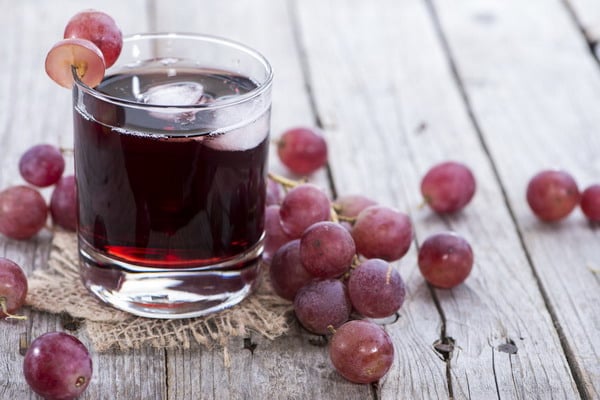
[73,32,274,111]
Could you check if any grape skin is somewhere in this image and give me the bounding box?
[23,332,93,400]
[329,320,394,384]
[351,205,412,261]
[269,240,314,301]
[266,178,283,206]
[300,221,355,279]
[294,279,351,335]
[0,258,28,318]
[277,127,328,175]
[50,175,77,232]
[420,161,476,213]
[0,185,48,240]
[64,10,123,68]
[279,184,331,238]
[418,232,473,289]
[19,144,65,188]
[580,184,600,222]
[333,194,377,218]
[526,170,580,221]
[348,259,406,318]
[263,205,293,263]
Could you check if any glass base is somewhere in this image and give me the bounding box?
[78,238,263,319]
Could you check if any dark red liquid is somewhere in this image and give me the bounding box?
[74,70,269,268]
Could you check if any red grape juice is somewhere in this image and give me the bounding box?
[73,62,271,318]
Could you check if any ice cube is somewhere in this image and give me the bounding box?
[204,114,269,151]
[140,82,204,106]
[138,82,206,123]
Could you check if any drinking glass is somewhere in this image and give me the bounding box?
[72,33,273,318]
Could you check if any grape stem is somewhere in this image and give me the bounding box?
[327,325,336,335]
[267,171,354,225]
[267,172,302,189]
[350,255,361,269]
[330,208,339,223]
[417,197,430,210]
[0,297,27,321]
[336,215,356,223]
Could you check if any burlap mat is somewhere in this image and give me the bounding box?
[25,231,292,355]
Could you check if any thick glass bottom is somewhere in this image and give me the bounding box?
[78,237,263,319]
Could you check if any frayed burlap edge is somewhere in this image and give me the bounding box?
[26,231,292,356]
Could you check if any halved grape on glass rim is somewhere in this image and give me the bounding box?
[45,38,106,88]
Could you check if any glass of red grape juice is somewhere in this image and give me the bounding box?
[72,33,273,318]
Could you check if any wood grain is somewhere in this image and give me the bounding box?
[295,0,582,398]
[432,0,600,397]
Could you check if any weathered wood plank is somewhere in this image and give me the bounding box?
[566,0,600,43]
[295,0,581,398]
[432,0,600,397]
[0,1,168,399]
[152,1,369,398]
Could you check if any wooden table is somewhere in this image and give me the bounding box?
[2,0,599,398]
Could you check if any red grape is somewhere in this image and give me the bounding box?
[418,232,473,289]
[580,184,600,222]
[329,320,394,384]
[277,127,328,175]
[0,185,48,240]
[351,205,412,261]
[19,144,65,187]
[420,161,476,213]
[269,240,314,301]
[333,194,377,218]
[0,258,28,319]
[348,259,405,318]
[64,10,123,68]
[23,332,93,400]
[526,170,580,221]
[279,184,331,238]
[50,175,77,232]
[300,221,355,279]
[294,279,351,334]
[45,38,106,88]
[266,178,283,206]
[263,205,293,262]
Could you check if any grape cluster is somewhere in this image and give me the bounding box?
[0,144,76,240]
[526,169,600,223]
[264,176,410,383]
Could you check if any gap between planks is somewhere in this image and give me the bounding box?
[287,0,340,200]
[560,0,600,67]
